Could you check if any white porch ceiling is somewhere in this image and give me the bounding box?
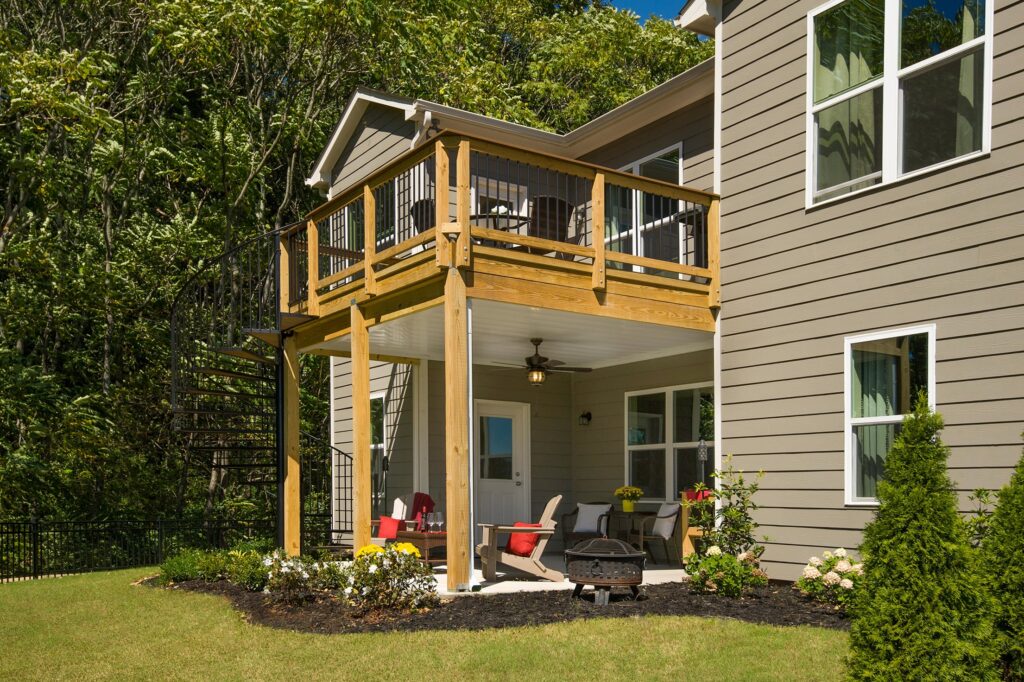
[314,299,712,369]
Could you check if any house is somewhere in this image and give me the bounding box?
[171,0,1021,587]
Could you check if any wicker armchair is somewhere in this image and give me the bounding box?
[628,502,681,565]
[561,502,612,549]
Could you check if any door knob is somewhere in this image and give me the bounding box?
[515,481,522,486]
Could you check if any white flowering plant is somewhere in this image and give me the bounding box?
[343,543,438,610]
[794,548,863,608]
[684,545,768,598]
[263,551,325,603]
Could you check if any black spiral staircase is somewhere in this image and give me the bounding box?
[170,225,351,551]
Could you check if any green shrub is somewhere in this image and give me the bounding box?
[226,550,268,592]
[344,544,438,610]
[194,550,229,582]
[230,537,275,555]
[794,548,862,608]
[684,546,767,598]
[686,456,765,557]
[159,549,204,584]
[981,447,1024,680]
[847,396,998,681]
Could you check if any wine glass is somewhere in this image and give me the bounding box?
[425,512,435,533]
[434,512,444,532]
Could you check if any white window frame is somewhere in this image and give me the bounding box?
[624,381,714,502]
[616,144,685,260]
[805,0,995,208]
[843,323,936,506]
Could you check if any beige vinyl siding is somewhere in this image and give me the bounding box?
[580,97,715,192]
[719,0,1024,580]
[330,103,415,197]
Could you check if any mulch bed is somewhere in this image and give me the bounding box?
[147,578,849,635]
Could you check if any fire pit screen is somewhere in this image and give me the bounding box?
[564,538,645,605]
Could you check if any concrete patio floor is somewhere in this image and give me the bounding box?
[433,553,688,595]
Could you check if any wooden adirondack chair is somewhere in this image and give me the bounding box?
[476,495,563,582]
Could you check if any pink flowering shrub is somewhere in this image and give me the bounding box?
[794,547,862,608]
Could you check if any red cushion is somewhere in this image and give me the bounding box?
[376,515,401,540]
[506,522,542,557]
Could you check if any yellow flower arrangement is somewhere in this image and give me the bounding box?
[392,542,421,558]
[614,485,644,501]
[355,544,384,558]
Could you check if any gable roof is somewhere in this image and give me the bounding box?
[307,58,714,192]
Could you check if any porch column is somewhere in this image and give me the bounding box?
[351,302,373,550]
[282,335,302,556]
[444,266,471,589]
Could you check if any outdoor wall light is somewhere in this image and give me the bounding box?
[527,368,547,386]
[578,411,592,426]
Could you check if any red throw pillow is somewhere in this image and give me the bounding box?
[506,522,542,557]
[377,515,401,540]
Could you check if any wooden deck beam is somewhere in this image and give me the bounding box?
[350,302,372,550]
[444,266,471,590]
[282,334,301,557]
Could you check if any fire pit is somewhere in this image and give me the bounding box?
[564,538,646,605]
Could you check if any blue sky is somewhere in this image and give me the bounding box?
[610,0,683,21]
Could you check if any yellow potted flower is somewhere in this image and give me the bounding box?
[614,485,643,512]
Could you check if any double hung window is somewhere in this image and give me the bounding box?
[609,146,688,266]
[808,0,992,204]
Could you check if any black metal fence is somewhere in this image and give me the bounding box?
[0,519,274,582]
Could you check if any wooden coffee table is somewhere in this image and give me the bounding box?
[395,530,447,565]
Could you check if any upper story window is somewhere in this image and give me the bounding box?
[807,0,992,205]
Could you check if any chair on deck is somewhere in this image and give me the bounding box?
[527,196,582,261]
[476,495,563,582]
[628,501,681,565]
[561,502,612,549]
[410,199,435,234]
[370,491,435,545]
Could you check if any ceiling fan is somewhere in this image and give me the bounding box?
[502,338,592,386]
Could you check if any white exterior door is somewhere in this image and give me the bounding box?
[474,400,530,542]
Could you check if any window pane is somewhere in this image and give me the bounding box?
[628,393,665,445]
[852,333,930,417]
[814,0,885,103]
[638,150,680,183]
[370,397,384,445]
[676,446,715,494]
[901,0,985,67]
[854,423,901,498]
[699,389,715,441]
[817,88,883,199]
[480,416,513,480]
[673,390,695,443]
[629,450,666,499]
[901,50,984,173]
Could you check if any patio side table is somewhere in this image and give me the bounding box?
[395,530,447,565]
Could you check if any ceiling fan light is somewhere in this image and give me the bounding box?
[527,368,547,386]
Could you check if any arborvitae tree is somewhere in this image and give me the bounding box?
[847,395,998,681]
[981,445,1024,680]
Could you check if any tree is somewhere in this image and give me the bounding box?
[847,395,998,681]
[981,445,1024,680]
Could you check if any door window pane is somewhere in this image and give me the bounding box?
[628,393,665,445]
[629,450,666,499]
[901,0,985,67]
[854,423,901,498]
[676,446,715,494]
[817,88,884,199]
[814,0,885,103]
[902,50,983,173]
[480,416,513,480]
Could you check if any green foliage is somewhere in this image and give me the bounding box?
[345,544,438,610]
[686,456,765,557]
[684,547,767,598]
[0,0,710,524]
[980,446,1024,680]
[225,550,268,592]
[795,548,863,609]
[847,395,998,681]
[158,549,205,584]
[966,487,995,547]
[194,550,229,582]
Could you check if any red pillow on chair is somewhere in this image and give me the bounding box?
[506,522,542,557]
[377,515,401,540]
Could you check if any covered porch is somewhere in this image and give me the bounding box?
[277,133,720,591]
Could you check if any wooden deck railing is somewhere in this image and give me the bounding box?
[283,133,721,313]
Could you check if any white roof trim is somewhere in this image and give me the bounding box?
[307,59,714,192]
[674,0,720,36]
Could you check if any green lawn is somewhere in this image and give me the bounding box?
[0,570,848,681]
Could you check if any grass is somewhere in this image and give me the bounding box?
[0,569,848,681]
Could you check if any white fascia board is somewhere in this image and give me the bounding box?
[674,0,720,36]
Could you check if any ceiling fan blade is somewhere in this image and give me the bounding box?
[490,361,526,368]
[548,366,592,373]
[544,359,566,368]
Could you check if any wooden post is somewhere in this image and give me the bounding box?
[351,303,373,550]
[591,172,606,291]
[282,334,302,557]
[454,140,471,269]
[306,219,320,316]
[444,266,470,589]
[435,139,451,269]
[279,232,291,310]
[707,197,721,309]
[363,185,377,296]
